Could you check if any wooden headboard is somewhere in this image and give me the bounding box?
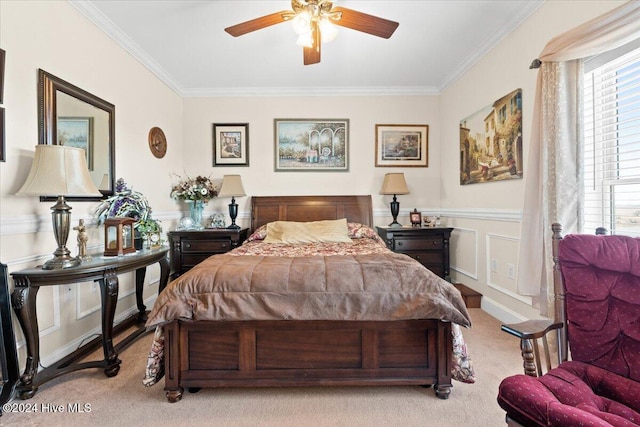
[251,195,373,231]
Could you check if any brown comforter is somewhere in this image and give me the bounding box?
[145,238,471,328]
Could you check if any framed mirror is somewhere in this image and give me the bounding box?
[38,69,115,201]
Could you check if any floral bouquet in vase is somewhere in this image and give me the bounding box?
[170,173,218,229]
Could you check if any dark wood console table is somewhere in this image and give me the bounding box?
[10,247,170,399]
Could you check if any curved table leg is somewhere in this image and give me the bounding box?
[158,255,170,294]
[11,279,40,399]
[135,267,147,321]
[99,269,121,377]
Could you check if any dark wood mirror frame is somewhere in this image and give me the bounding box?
[38,69,115,201]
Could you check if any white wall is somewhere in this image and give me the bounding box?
[439,0,626,321]
[0,1,182,363]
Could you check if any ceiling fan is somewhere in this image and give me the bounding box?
[224,0,399,65]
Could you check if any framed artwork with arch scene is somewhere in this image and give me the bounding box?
[274,119,349,172]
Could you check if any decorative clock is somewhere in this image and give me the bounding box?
[148,127,167,159]
[104,217,136,256]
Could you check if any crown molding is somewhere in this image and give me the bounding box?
[181,86,440,97]
[438,0,543,92]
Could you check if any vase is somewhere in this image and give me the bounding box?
[187,200,205,230]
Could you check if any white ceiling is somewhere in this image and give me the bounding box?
[71,0,543,96]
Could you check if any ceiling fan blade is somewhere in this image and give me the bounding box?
[303,21,321,65]
[331,7,399,39]
[225,11,291,37]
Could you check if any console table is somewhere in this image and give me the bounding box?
[10,247,170,399]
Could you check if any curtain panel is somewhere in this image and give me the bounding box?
[517,1,640,316]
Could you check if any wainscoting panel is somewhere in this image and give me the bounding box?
[486,233,530,304]
[450,227,478,280]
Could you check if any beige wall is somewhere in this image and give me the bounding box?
[182,95,442,225]
[440,0,626,321]
[0,0,629,365]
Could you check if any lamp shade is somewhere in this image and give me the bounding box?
[98,173,110,191]
[380,173,409,195]
[218,175,246,197]
[17,145,101,197]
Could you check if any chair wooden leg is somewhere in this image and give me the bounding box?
[520,339,537,377]
[542,336,553,372]
[532,339,543,377]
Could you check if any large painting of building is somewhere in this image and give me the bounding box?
[460,88,523,185]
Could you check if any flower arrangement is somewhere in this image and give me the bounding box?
[170,173,218,202]
[93,178,152,225]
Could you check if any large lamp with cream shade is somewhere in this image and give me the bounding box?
[380,173,409,228]
[218,175,246,230]
[17,145,102,269]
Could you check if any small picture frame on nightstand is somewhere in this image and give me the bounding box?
[410,209,422,227]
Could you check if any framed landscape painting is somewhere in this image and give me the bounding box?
[0,48,5,104]
[375,124,429,167]
[459,88,523,185]
[57,116,94,170]
[0,107,4,162]
[274,119,349,172]
[213,123,249,166]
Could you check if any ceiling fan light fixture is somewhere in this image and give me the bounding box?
[291,11,311,34]
[296,31,314,48]
[224,0,398,65]
[319,18,338,43]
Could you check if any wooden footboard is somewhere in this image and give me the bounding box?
[163,319,453,402]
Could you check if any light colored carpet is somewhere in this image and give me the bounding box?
[2,309,523,426]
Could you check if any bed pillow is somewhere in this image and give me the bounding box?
[264,218,352,244]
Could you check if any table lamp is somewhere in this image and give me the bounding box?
[380,173,409,228]
[218,175,246,230]
[17,145,102,269]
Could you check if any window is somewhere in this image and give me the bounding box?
[583,42,640,237]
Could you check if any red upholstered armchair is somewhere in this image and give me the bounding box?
[497,224,640,426]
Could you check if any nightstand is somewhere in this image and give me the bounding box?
[376,226,453,280]
[168,228,249,279]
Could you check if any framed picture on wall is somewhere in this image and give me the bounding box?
[459,88,523,185]
[213,123,249,166]
[375,124,429,167]
[0,107,5,162]
[274,119,349,172]
[57,117,94,170]
[0,48,5,104]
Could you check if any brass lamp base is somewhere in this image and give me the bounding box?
[41,195,80,270]
[42,255,81,270]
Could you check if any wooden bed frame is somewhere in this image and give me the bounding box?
[162,195,453,402]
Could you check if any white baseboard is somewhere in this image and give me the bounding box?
[480,295,530,324]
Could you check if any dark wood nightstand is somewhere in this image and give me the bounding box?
[376,226,453,280]
[168,228,249,279]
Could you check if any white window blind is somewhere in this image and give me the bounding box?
[583,44,640,237]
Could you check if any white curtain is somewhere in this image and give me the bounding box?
[517,1,640,316]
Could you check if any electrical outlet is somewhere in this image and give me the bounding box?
[507,263,515,279]
[490,260,498,273]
